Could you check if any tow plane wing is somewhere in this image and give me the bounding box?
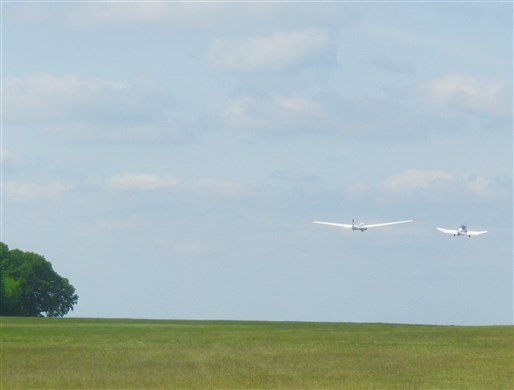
[437,225,488,237]
[436,227,458,235]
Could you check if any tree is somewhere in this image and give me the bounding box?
[0,242,78,317]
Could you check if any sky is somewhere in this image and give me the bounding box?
[1,1,512,325]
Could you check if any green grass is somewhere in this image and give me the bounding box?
[1,317,512,389]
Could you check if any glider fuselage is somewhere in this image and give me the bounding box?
[352,222,367,232]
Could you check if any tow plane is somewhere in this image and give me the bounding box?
[313,218,413,232]
[436,225,488,237]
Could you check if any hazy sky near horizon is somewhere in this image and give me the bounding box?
[2,2,512,325]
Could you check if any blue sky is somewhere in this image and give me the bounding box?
[2,2,512,325]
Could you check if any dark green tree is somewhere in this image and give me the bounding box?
[0,243,78,317]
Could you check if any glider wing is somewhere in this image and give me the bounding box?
[312,221,353,229]
[363,220,414,229]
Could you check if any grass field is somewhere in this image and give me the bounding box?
[1,317,512,389]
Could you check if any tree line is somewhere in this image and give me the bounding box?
[0,242,78,317]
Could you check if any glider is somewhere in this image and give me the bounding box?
[313,219,413,232]
[436,225,488,237]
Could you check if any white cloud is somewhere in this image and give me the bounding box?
[378,170,502,200]
[221,95,327,134]
[464,174,494,197]
[72,2,171,24]
[43,123,189,144]
[221,97,267,128]
[4,74,187,143]
[151,238,210,256]
[12,2,184,25]
[418,74,511,117]
[274,96,325,118]
[190,179,243,197]
[76,218,144,238]
[347,183,371,193]
[58,2,245,27]
[4,74,129,116]
[4,74,121,123]
[383,169,455,193]
[1,149,20,165]
[4,181,71,201]
[209,28,331,72]
[270,169,319,183]
[13,2,343,33]
[103,174,243,197]
[104,174,178,191]
[172,240,210,256]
